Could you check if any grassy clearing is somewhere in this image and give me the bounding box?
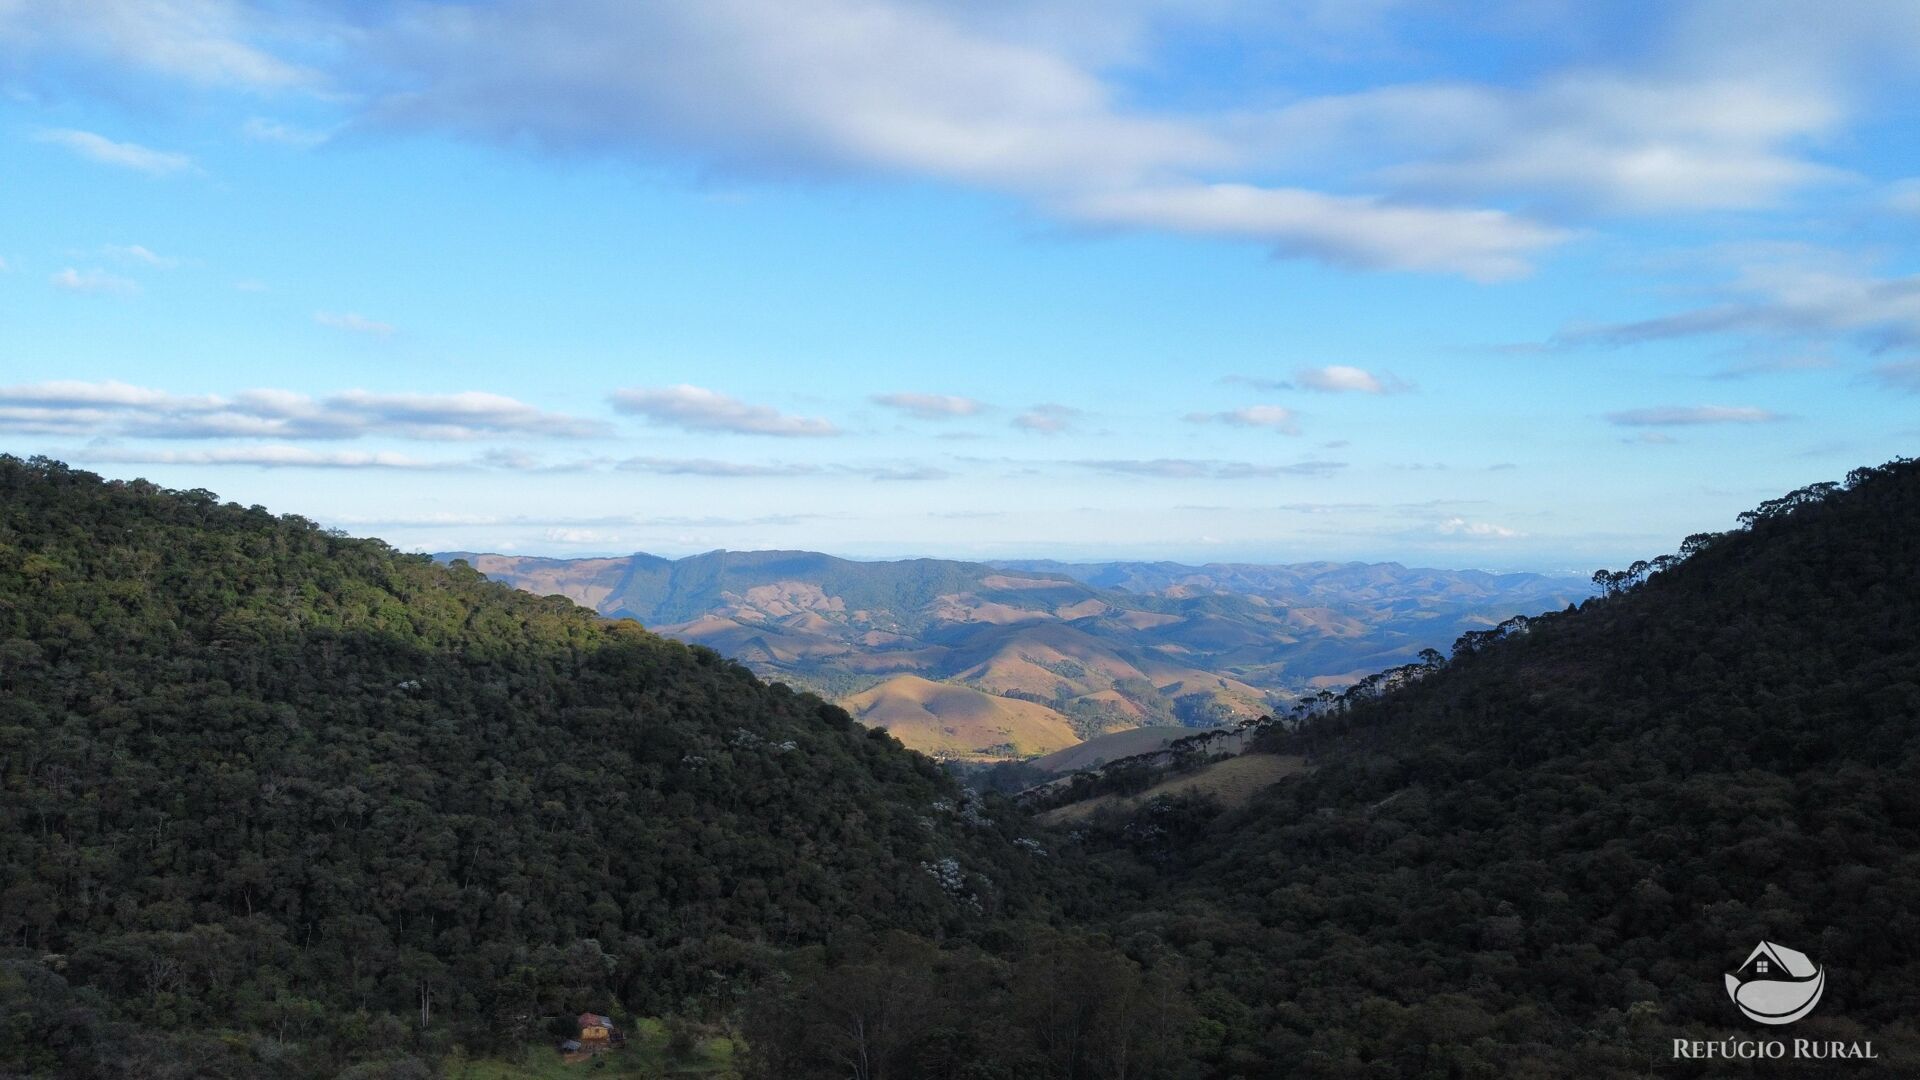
[445,1018,738,1079]
[1037,753,1310,825]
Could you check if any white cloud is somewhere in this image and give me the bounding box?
[1355,76,1847,213]
[0,380,605,440]
[50,268,139,295]
[321,389,608,438]
[314,311,396,336]
[66,445,451,470]
[872,392,987,418]
[349,2,1560,278]
[610,384,837,437]
[1070,184,1566,281]
[1184,404,1300,434]
[17,0,1912,285]
[607,453,953,482]
[1437,516,1521,539]
[1011,403,1081,434]
[3,0,317,89]
[1559,252,1920,352]
[1076,457,1343,478]
[336,511,645,528]
[844,463,951,481]
[1605,405,1784,426]
[103,244,178,268]
[542,527,622,545]
[1293,364,1400,394]
[619,456,819,477]
[36,129,194,175]
[5,1,1601,280]
[372,0,1222,193]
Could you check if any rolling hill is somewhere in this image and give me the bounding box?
[0,457,1066,1078]
[841,674,1081,760]
[445,549,1586,760]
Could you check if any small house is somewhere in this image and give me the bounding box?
[557,1013,625,1062]
[578,1012,621,1044]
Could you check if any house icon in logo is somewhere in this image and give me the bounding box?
[1726,941,1825,1025]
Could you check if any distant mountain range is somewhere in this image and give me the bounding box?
[441,549,1589,759]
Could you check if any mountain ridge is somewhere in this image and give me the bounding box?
[443,548,1588,760]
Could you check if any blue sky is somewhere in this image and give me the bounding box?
[2,1,1917,571]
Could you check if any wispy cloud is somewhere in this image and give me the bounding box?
[315,311,396,337]
[103,244,179,268]
[338,512,644,529]
[9,2,317,89]
[1708,354,1834,380]
[610,385,837,437]
[50,268,139,295]
[846,464,952,482]
[1605,405,1784,426]
[1011,403,1081,434]
[349,3,1567,278]
[1891,179,1920,216]
[1265,75,1849,214]
[1183,405,1301,434]
[1076,458,1343,479]
[1436,516,1521,539]
[0,380,605,440]
[1272,501,1378,514]
[241,117,331,148]
[872,392,987,419]
[1292,365,1404,394]
[343,510,825,530]
[616,455,950,481]
[1069,184,1565,282]
[36,129,194,175]
[619,456,820,477]
[12,0,1915,287]
[1870,359,1920,393]
[65,445,455,470]
[1557,252,1920,353]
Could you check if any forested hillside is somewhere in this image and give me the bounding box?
[736,457,1920,1078]
[9,454,1920,1079]
[1068,458,1920,1076]
[0,457,1086,1077]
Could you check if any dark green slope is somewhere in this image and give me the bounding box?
[1118,459,1920,1076]
[0,458,1059,1076]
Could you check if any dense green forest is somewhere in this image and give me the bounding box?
[1076,459,1920,1076]
[0,456,1123,1077]
[6,454,1920,1077]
